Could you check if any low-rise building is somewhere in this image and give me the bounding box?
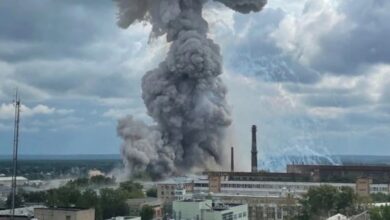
[209,194,298,220]
[34,207,95,220]
[105,217,141,220]
[327,213,348,220]
[173,199,248,220]
[0,177,28,187]
[0,205,45,218]
[0,215,35,220]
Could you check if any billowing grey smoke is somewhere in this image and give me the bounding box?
[116,0,267,179]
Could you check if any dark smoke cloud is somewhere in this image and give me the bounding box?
[115,0,266,179]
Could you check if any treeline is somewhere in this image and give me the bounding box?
[0,159,121,180]
[8,179,153,220]
[295,185,368,219]
[370,206,390,220]
[295,185,390,220]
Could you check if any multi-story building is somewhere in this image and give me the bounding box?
[157,178,194,204]
[173,199,248,220]
[34,207,95,220]
[201,172,390,196]
[287,164,390,183]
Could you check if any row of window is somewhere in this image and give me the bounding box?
[220,183,315,190]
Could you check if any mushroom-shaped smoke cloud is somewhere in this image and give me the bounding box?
[116,0,267,180]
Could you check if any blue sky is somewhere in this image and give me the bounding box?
[1,0,390,167]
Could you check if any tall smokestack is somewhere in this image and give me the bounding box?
[231,146,234,172]
[251,125,258,173]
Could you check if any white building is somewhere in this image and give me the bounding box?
[105,217,141,220]
[173,199,248,220]
[327,214,348,220]
[0,205,46,217]
[0,176,28,187]
[194,179,390,197]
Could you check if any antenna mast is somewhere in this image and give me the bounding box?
[11,91,21,220]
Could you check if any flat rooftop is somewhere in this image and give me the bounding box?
[288,164,390,171]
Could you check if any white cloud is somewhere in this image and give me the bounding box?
[271,0,345,66]
[0,103,74,120]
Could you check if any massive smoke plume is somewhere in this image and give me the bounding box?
[116,0,267,179]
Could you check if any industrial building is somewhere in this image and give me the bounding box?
[173,199,248,220]
[0,177,28,187]
[287,164,390,183]
[157,124,390,219]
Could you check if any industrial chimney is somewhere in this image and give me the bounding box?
[251,125,258,173]
[231,146,234,172]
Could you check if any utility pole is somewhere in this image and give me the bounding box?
[11,91,21,220]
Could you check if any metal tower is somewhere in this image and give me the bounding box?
[11,91,21,220]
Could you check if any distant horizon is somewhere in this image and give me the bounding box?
[0,153,389,159]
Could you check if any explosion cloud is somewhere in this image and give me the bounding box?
[116,0,267,179]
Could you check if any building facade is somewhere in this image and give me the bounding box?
[34,208,95,220]
[157,180,194,204]
[173,199,248,220]
[191,172,389,220]
[287,164,390,183]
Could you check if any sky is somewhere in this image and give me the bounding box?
[1,0,390,168]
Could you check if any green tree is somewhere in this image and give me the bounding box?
[371,193,390,203]
[46,186,82,207]
[140,205,154,220]
[146,188,157,198]
[90,175,114,185]
[67,178,89,188]
[76,189,99,208]
[119,181,145,198]
[296,185,358,219]
[369,206,390,220]
[6,193,24,209]
[100,188,129,219]
[336,186,357,216]
[77,189,103,220]
[22,191,47,204]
